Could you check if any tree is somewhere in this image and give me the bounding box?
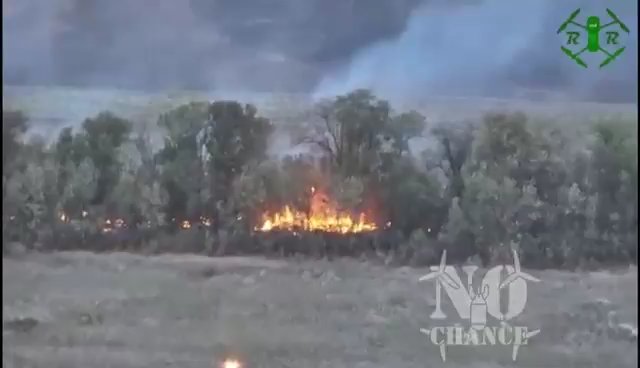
[385,110,425,155]
[472,112,535,182]
[2,110,28,172]
[156,102,210,221]
[432,120,475,199]
[3,110,29,212]
[61,158,98,215]
[204,101,273,221]
[305,89,395,175]
[155,100,273,240]
[378,157,445,237]
[588,120,638,260]
[460,170,545,265]
[3,159,59,247]
[64,112,133,205]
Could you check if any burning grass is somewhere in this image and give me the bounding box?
[254,187,377,234]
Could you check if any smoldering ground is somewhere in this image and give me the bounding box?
[3,0,637,102]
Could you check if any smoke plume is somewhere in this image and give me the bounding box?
[3,0,637,102]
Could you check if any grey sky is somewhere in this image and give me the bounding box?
[2,0,637,102]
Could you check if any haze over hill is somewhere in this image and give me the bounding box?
[3,0,637,103]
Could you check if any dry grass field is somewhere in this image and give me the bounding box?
[3,86,637,138]
[3,251,637,368]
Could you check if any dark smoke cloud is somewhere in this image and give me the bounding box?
[3,0,423,92]
[2,0,637,102]
[315,0,637,103]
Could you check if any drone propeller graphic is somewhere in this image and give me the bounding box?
[561,46,588,68]
[558,8,629,68]
[419,250,460,289]
[499,250,540,289]
[512,329,541,361]
[419,250,460,320]
[498,319,542,361]
[606,8,630,33]
[600,47,626,68]
[420,328,448,361]
[557,8,582,34]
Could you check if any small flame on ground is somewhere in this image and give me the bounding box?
[57,214,213,231]
[221,359,242,368]
[200,216,212,227]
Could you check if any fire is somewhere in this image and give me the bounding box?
[255,187,377,234]
[221,359,241,368]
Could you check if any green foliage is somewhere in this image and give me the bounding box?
[158,101,209,143]
[379,157,445,236]
[386,110,426,154]
[587,120,637,261]
[57,112,133,205]
[156,101,273,225]
[61,158,98,214]
[432,120,475,199]
[3,159,57,246]
[333,176,365,210]
[3,110,28,171]
[306,89,426,176]
[3,92,637,269]
[206,101,273,185]
[460,172,543,264]
[228,163,269,222]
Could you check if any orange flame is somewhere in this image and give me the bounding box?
[255,187,377,234]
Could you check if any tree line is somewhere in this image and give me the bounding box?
[2,89,637,268]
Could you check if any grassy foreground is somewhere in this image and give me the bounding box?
[3,251,637,368]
